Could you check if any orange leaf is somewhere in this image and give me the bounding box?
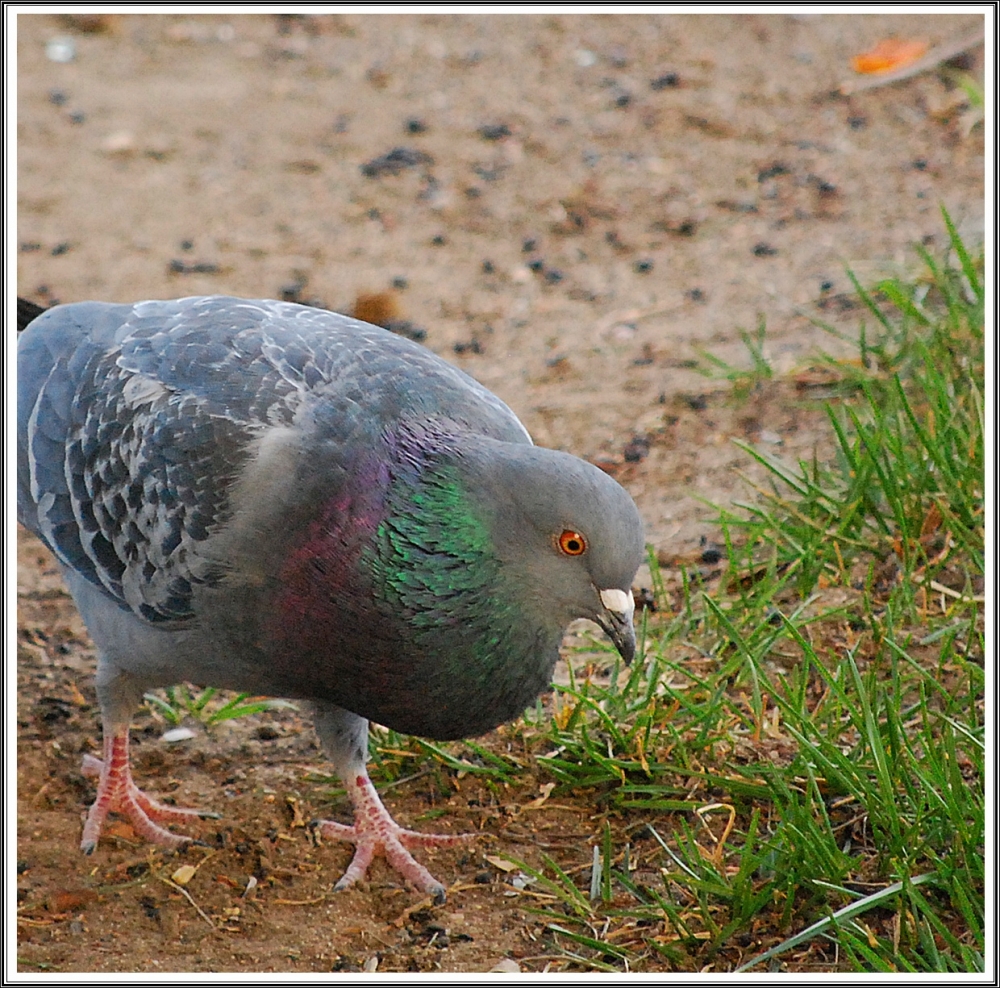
[852,38,929,75]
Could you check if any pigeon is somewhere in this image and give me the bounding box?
[17,295,644,900]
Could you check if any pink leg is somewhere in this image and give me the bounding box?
[80,727,216,853]
[316,770,472,901]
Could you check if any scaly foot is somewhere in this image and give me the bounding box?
[80,729,218,853]
[315,771,472,902]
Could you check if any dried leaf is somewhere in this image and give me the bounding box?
[524,782,556,808]
[852,39,929,75]
[485,854,519,872]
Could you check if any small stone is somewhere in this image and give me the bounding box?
[651,72,679,90]
[102,131,137,155]
[478,123,511,141]
[162,727,196,744]
[46,37,76,63]
[490,958,521,973]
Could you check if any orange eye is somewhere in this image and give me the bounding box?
[557,529,587,556]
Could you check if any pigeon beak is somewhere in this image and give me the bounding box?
[596,588,637,665]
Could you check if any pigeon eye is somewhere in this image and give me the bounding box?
[557,529,587,556]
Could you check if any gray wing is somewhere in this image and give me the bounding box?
[18,298,303,623]
[17,296,529,626]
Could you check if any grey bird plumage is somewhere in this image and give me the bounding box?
[17,295,645,898]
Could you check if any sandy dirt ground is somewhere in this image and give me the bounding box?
[14,11,985,974]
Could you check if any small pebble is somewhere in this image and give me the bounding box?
[279,281,307,302]
[757,163,790,182]
[102,130,136,154]
[623,436,650,463]
[490,959,521,974]
[162,727,197,744]
[46,37,76,63]
[168,259,220,274]
[700,543,723,565]
[633,343,654,366]
[650,72,679,90]
[359,147,432,178]
[383,319,427,343]
[478,123,511,141]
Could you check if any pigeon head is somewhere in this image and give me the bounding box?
[456,436,645,664]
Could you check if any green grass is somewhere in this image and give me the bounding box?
[144,684,297,729]
[365,209,984,972]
